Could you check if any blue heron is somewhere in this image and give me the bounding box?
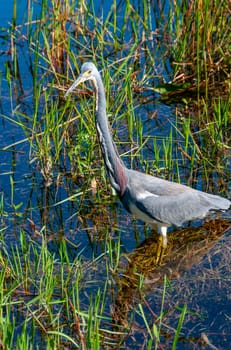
[65,62,230,257]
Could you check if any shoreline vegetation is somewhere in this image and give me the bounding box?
[0,1,230,349]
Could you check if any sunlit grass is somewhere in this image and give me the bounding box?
[0,0,230,349]
[1,228,196,349]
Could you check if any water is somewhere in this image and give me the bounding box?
[0,1,230,349]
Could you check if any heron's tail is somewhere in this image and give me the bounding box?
[203,193,230,210]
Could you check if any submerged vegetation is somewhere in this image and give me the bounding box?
[0,0,230,348]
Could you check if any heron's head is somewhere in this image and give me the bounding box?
[64,62,98,98]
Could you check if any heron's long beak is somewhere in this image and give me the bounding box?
[64,74,87,98]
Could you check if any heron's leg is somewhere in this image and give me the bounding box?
[155,225,168,264]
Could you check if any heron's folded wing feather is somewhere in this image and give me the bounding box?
[134,191,223,226]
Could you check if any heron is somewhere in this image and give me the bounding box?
[65,62,230,260]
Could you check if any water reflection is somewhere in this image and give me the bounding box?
[112,219,231,346]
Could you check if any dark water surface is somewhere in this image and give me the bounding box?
[0,1,230,349]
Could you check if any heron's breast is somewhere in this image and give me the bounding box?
[129,202,162,224]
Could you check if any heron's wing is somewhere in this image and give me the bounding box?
[126,169,230,226]
[127,169,191,196]
[133,191,211,226]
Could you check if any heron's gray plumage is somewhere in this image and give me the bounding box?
[120,169,230,227]
[65,62,230,242]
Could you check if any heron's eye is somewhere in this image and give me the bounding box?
[86,69,92,75]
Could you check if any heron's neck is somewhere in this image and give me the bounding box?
[93,75,127,196]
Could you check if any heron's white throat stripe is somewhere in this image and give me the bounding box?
[96,123,113,172]
[96,122,120,192]
[92,77,98,111]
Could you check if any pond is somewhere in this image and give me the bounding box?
[0,1,230,349]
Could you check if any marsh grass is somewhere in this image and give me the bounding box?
[0,0,230,349]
